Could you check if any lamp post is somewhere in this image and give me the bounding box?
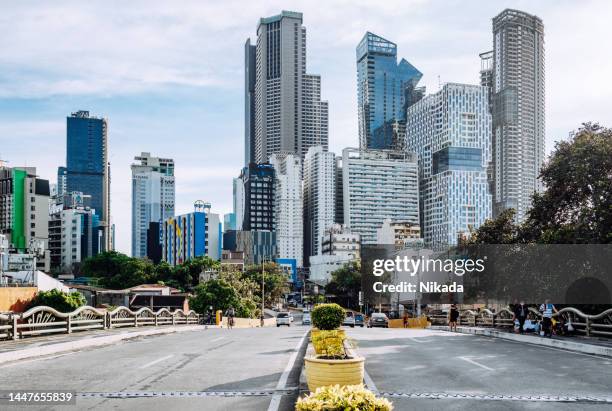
[260,257,265,327]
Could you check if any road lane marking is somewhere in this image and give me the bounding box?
[139,354,174,369]
[268,329,309,411]
[458,356,495,371]
[210,336,225,343]
[363,369,379,393]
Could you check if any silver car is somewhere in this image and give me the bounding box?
[276,312,291,327]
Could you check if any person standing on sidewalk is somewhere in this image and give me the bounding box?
[513,301,529,334]
[448,304,459,332]
[539,299,557,338]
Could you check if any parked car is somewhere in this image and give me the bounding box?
[302,310,311,326]
[368,312,389,328]
[354,313,365,327]
[276,312,291,327]
[343,311,355,328]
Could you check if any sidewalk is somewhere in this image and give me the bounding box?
[0,324,213,363]
[430,325,612,357]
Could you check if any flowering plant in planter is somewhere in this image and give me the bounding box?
[296,384,393,411]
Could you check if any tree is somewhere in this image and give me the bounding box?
[189,279,240,316]
[242,263,289,308]
[26,289,86,313]
[325,261,361,310]
[467,209,520,245]
[522,123,612,244]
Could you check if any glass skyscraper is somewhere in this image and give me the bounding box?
[66,110,111,251]
[406,83,492,248]
[357,32,423,150]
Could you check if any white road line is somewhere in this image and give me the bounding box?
[407,338,432,344]
[501,337,612,360]
[458,356,495,371]
[267,329,309,411]
[139,354,174,369]
[210,336,225,343]
[363,369,379,393]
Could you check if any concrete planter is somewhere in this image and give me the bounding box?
[304,353,365,392]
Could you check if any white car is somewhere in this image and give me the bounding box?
[276,312,291,327]
[302,311,311,326]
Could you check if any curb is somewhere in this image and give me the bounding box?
[430,325,612,357]
[0,325,208,364]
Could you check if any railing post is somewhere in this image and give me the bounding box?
[66,316,72,334]
[107,312,112,329]
[172,313,176,326]
[492,314,496,328]
[154,313,159,327]
[586,317,591,337]
[134,313,139,328]
[11,314,18,340]
[103,312,108,330]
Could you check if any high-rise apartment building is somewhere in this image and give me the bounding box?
[357,32,423,150]
[406,83,492,248]
[57,166,67,197]
[342,148,419,244]
[270,153,303,267]
[66,110,111,251]
[303,146,335,263]
[131,152,175,258]
[247,11,329,163]
[161,205,221,266]
[486,9,545,222]
[0,165,50,271]
[241,163,275,231]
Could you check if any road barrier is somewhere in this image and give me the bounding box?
[428,306,612,338]
[0,306,200,341]
[220,316,276,328]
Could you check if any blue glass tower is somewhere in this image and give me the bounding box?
[357,32,423,149]
[66,110,111,251]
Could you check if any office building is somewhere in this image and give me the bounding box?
[241,163,275,231]
[247,11,329,163]
[376,219,423,249]
[406,83,492,248]
[131,152,175,258]
[57,167,67,197]
[309,224,360,284]
[303,146,335,262]
[486,9,545,222]
[356,32,423,150]
[0,165,50,271]
[342,148,419,244]
[224,213,236,232]
[334,156,344,225]
[66,110,111,251]
[161,204,221,266]
[233,177,245,230]
[270,153,303,267]
[146,222,162,264]
[236,230,277,265]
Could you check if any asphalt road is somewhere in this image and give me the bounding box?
[347,327,612,410]
[0,325,309,411]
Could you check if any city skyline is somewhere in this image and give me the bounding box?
[1,1,611,254]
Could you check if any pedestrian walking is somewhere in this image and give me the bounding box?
[448,304,459,332]
[403,312,409,328]
[513,301,529,334]
[539,299,557,338]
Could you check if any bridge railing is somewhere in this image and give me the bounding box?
[0,306,200,341]
[428,306,612,338]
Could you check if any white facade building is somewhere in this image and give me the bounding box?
[233,177,244,231]
[406,83,492,248]
[376,219,423,248]
[131,153,175,258]
[303,146,336,261]
[270,153,303,267]
[309,224,360,284]
[342,148,419,244]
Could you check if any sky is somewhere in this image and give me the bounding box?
[1,0,611,255]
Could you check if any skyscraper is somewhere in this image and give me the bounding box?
[406,83,492,248]
[241,163,275,231]
[66,110,111,251]
[270,153,303,267]
[247,11,329,163]
[303,146,335,263]
[486,9,545,222]
[342,148,419,244]
[131,152,175,258]
[357,32,423,150]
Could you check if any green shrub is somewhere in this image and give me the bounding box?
[296,384,393,411]
[311,303,345,330]
[26,289,86,313]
